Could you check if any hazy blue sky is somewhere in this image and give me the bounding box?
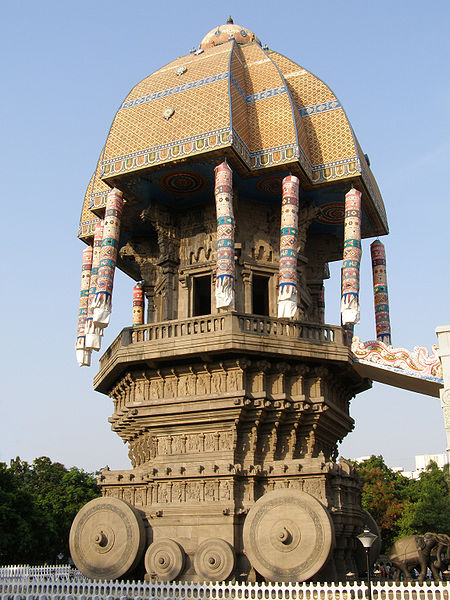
[1,1,448,473]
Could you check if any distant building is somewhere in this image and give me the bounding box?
[393,454,448,479]
[352,453,448,479]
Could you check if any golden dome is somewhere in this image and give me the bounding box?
[79,23,387,240]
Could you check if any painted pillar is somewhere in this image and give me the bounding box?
[92,188,124,328]
[278,175,299,319]
[133,282,145,326]
[214,161,235,309]
[370,239,392,345]
[341,187,362,327]
[76,245,93,367]
[85,220,104,351]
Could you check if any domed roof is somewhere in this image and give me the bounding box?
[200,20,261,49]
[79,22,387,240]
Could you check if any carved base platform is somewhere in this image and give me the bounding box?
[71,354,372,581]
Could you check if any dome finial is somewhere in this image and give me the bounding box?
[227,16,234,24]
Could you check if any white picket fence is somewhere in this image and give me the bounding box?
[0,567,448,600]
[0,566,76,579]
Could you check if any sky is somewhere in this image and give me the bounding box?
[1,0,449,474]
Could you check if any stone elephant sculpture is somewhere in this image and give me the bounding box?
[388,533,450,582]
[430,534,450,580]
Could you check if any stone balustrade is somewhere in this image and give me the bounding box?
[95,313,346,393]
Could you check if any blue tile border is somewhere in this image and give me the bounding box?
[230,74,286,104]
[299,100,341,116]
[120,72,229,110]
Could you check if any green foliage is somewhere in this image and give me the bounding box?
[397,461,450,537]
[354,455,407,550]
[354,455,450,552]
[0,456,101,564]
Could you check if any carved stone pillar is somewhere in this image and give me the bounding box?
[241,269,252,313]
[144,284,155,323]
[157,258,179,321]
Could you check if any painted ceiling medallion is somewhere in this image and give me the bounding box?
[160,171,207,194]
[163,107,175,120]
[176,66,187,76]
[316,202,345,224]
[256,175,283,195]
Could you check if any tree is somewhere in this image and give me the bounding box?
[354,456,450,552]
[0,457,101,564]
[354,455,408,550]
[397,461,450,537]
[0,462,42,563]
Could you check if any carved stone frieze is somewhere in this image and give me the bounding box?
[101,353,366,582]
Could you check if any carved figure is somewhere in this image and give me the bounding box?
[387,533,450,582]
[430,534,450,580]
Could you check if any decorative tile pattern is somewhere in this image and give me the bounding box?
[200,23,261,49]
[230,74,287,103]
[76,245,93,367]
[133,45,230,94]
[89,190,109,210]
[284,69,307,79]
[92,189,124,329]
[85,220,104,352]
[370,239,391,345]
[311,158,360,184]
[270,51,336,106]
[298,99,341,117]
[278,175,299,318]
[133,283,144,326]
[102,129,231,177]
[230,128,300,171]
[78,33,388,238]
[78,217,100,239]
[356,140,388,232]
[302,110,356,165]
[341,188,362,327]
[120,72,229,110]
[215,162,235,309]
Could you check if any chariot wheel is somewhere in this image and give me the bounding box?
[69,497,146,579]
[243,488,334,582]
[194,538,236,581]
[144,538,185,581]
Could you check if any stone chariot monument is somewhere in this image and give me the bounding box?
[71,20,391,583]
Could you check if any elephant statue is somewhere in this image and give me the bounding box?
[388,533,450,582]
[430,534,450,580]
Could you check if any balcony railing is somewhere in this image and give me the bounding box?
[99,313,344,373]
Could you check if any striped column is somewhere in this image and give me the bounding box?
[75,245,93,367]
[370,239,392,345]
[85,220,104,351]
[341,187,362,326]
[278,175,299,318]
[92,188,124,328]
[132,282,145,326]
[215,161,235,309]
